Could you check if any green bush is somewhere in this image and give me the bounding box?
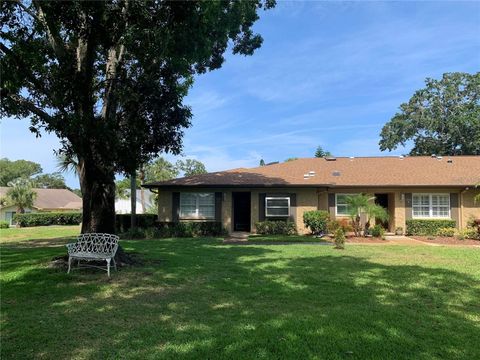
[120,227,146,239]
[460,227,480,240]
[303,210,330,235]
[156,222,227,238]
[0,221,10,229]
[437,227,456,237]
[115,214,158,233]
[14,212,82,227]
[370,224,385,238]
[334,227,345,249]
[406,219,456,236]
[255,220,297,235]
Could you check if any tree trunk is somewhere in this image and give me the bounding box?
[130,171,136,229]
[79,159,116,234]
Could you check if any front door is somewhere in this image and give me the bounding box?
[233,192,251,232]
[374,193,389,229]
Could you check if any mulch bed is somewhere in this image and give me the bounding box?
[411,236,480,246]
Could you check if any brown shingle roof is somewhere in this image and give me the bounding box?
[144,156,480,188]
[0,187,82,210]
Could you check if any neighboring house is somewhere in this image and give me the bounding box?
[115,189,155,214]
[0,187,82,225]
[143,156,480,234]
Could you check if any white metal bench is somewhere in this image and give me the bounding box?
[66,233,119,277]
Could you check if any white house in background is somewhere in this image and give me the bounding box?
[115,189,155,214]
[0,187,82,225]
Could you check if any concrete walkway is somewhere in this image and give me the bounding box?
[382,235,436,246]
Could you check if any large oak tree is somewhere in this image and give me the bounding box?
[379,72,480,156]
[1,0,274,233]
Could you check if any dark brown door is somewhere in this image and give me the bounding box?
[374,193,389,229]
[233,192,251,232]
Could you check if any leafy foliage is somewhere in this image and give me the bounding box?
[144,157,179,183]
[315,146,332,158]
[345,194,389,237]
[303,210,330,235]
[370,224,385,238]
[0,158,42,186]
[6,178,37,213]
[405,219,456,236]
[31,172,67,189]
[0,221,10,229]
[1,0,274,232]
[176,159,207,177]
[437,227,456,237]
[14,212,82,227]
[333,228,345,249]
[255,220,297,235]
[115,214,158,233]
[379,72,480,155]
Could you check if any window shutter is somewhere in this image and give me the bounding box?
[450,193,459,227]
[289,193,296,207]
[259,193,266,221]
[172,192,180,222]
[404,193,412,220]
[215,192,222,222]
[328,193,335,217]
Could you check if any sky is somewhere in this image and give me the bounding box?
[1,1,479,188]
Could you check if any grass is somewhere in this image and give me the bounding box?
[1,227,480,359]
[248,234,330,243]
[0,225,80,244]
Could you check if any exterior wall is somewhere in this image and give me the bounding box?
[460,189,480,228]
[155,186,479,234]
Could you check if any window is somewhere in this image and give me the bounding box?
[412,194,450,218]
[180,193,215,219]
[265,197,290,217]
[335,194,354,216]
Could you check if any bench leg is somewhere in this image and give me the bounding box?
[106,258,111,277]
[112,257,117,272]
[67,257,72,274]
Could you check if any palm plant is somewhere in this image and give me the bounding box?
[345,194,389,237]
[6,178,37,213]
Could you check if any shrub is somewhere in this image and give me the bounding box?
[333,227,345,249]
[437,227,456,237]
[0,221,10,229]
[14,212,82,227]
[406,219,456,236]
[120,227,146,239]
[255,220,297,235]
[370,224,385,238]
[327,218,352,234]
[467,217,480,237]
[460,227,480,240]
[156,222,227,238]
[303,210,330,235]
[115,214,158,233]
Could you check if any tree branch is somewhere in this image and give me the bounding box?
[1,90,53,122]
[16,0,67,59]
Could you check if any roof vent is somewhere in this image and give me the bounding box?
[447,158,453,164]
[436,156,443,160]
[332,171,341,177]
[325,157,337,161]
[308,171,315,176]
[303,174,310,179]
[398,155,404,160]
[431,154,436,158]
[349,156,354,161]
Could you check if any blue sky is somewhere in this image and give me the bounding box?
[1,1,479,188]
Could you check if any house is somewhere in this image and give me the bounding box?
[0,187,82,225]
[143,156,480,234]
[115,189,155,214]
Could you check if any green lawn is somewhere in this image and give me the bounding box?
[1,227,480,359]
[248,234,330,243]
[0,225,80,244]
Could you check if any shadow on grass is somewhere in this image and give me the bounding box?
[1,238,479,359]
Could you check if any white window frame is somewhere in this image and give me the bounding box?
[335,193,356,216]
[179,192,215,220]
[412,193,451,219]
[265,197,290,217]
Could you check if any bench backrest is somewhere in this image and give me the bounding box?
[72,233,119,256]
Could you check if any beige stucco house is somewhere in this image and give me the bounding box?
[0,187,82,225]
[143,156,480,234]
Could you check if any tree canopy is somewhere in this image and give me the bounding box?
[176,159,207,177]
[32,172,68,189]
[1,0,274,232]
[379,72,480,156]
[0,158,42,186]
[315,146,332,158]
